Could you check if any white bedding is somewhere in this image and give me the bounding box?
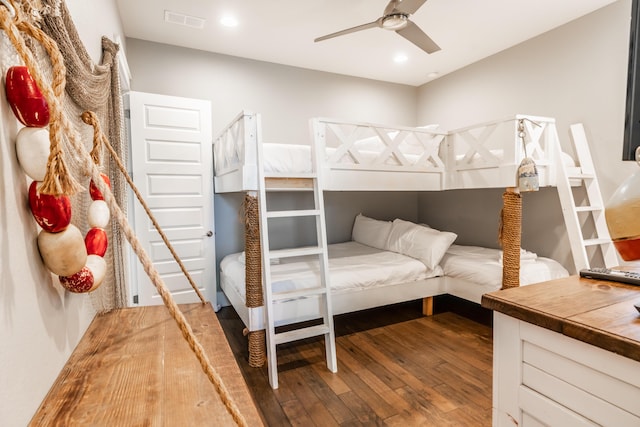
[454,148,576,168]
[261,142,436,174]
[442,244,569,287]
[220,241,443,299]
[243,142,575,175]
[220,241,570,309]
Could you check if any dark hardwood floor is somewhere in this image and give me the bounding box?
[217,296,493,426]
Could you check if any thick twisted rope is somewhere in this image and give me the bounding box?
[1,3,246,425]
[243,194,266,368]
[0,3,80,196]
[498,189,522,289]
[88,148,247,427]
[81,110,206,305]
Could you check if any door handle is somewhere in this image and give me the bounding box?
[206,230,213,237]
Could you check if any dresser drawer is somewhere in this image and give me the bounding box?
[519,385,597,427]
[519,322,640,426]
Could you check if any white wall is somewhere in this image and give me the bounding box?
[416,0,635,270]
[0,1,125,425]
[125,39,417,144]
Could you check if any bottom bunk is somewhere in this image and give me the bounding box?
[219,220,569,333]
[220,241,448,332]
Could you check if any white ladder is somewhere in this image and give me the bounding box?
[255,118,337,389]
[555,123,618,272]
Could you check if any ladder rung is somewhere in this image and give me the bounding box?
[583,238,613,246]
[269,246,324,259]
[264,172,317,179]
[264,176,316,191]
[272,286,327,302]
[574,206,603,213]
[567,172,595,180]
[267,209,320,218]
[274,324,331,345]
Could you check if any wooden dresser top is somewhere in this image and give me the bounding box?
[482,272,640,362]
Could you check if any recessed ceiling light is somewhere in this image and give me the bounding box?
[427,71,440,78]
[393,53,408,63]
[220,15,238,28]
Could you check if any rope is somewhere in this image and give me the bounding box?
[1,3,246,424]
[0,3,81,196]
[499,189,522,289]
[81,110,206,304]
[89,162,247,427]
[243,194,266,367]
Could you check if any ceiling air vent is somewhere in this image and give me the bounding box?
[164,10,206,30]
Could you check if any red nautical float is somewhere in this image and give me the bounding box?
[5,65,50,127]
[58,267,94,293]
[89,173,111,200]
[85,227,108,256]
[28,181,72,233]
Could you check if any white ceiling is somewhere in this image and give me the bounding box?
[115,0,619,87]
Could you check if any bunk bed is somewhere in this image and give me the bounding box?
[219,217,569,331]
[213,111,573,332]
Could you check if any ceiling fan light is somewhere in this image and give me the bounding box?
[382,14,408,31]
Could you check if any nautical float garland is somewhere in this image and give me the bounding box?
[6,64,110,293]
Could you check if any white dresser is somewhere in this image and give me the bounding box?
[483,274,640,426]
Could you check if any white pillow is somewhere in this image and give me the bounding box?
[386,218,457,269]
[351,214,392,250]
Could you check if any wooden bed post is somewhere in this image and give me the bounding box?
[244,193,266,367]
[499,188,522,289]
[422,296,434,316]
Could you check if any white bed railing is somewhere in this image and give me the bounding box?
[445,114,562,189]
[213,112,570,193]
[311,117,447,191]
[213,110,261,192]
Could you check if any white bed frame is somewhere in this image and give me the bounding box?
[214,110,448,192]
[214,111,576,194]
[222,273,449,331]
[444,114,570,189]
[213,111,573,331]
[221,268,530,332]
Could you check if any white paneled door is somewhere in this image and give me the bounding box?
[127,91,215,307]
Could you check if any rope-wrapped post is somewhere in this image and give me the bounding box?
[243,194,266,368]
[499,188,522,289]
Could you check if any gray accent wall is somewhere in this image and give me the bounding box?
[416,0,633,271]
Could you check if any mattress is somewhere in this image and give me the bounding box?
[220,241,443,300]
[223,142,573,175]
[261,142,436,174]
[442,244,569,288]
[455,148,576,168]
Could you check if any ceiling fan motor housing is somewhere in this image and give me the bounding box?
[382,14,409,30]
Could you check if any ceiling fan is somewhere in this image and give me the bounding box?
[314,0,440,54]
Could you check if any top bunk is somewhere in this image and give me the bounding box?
[213,111,578,193]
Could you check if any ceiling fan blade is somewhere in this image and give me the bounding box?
[396,20,440,54]
[391,0,428,15]
[315,20,381,43]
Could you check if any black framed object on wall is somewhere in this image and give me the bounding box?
[624,0,640,160]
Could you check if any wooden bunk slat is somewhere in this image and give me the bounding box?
[265,176,314,190]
